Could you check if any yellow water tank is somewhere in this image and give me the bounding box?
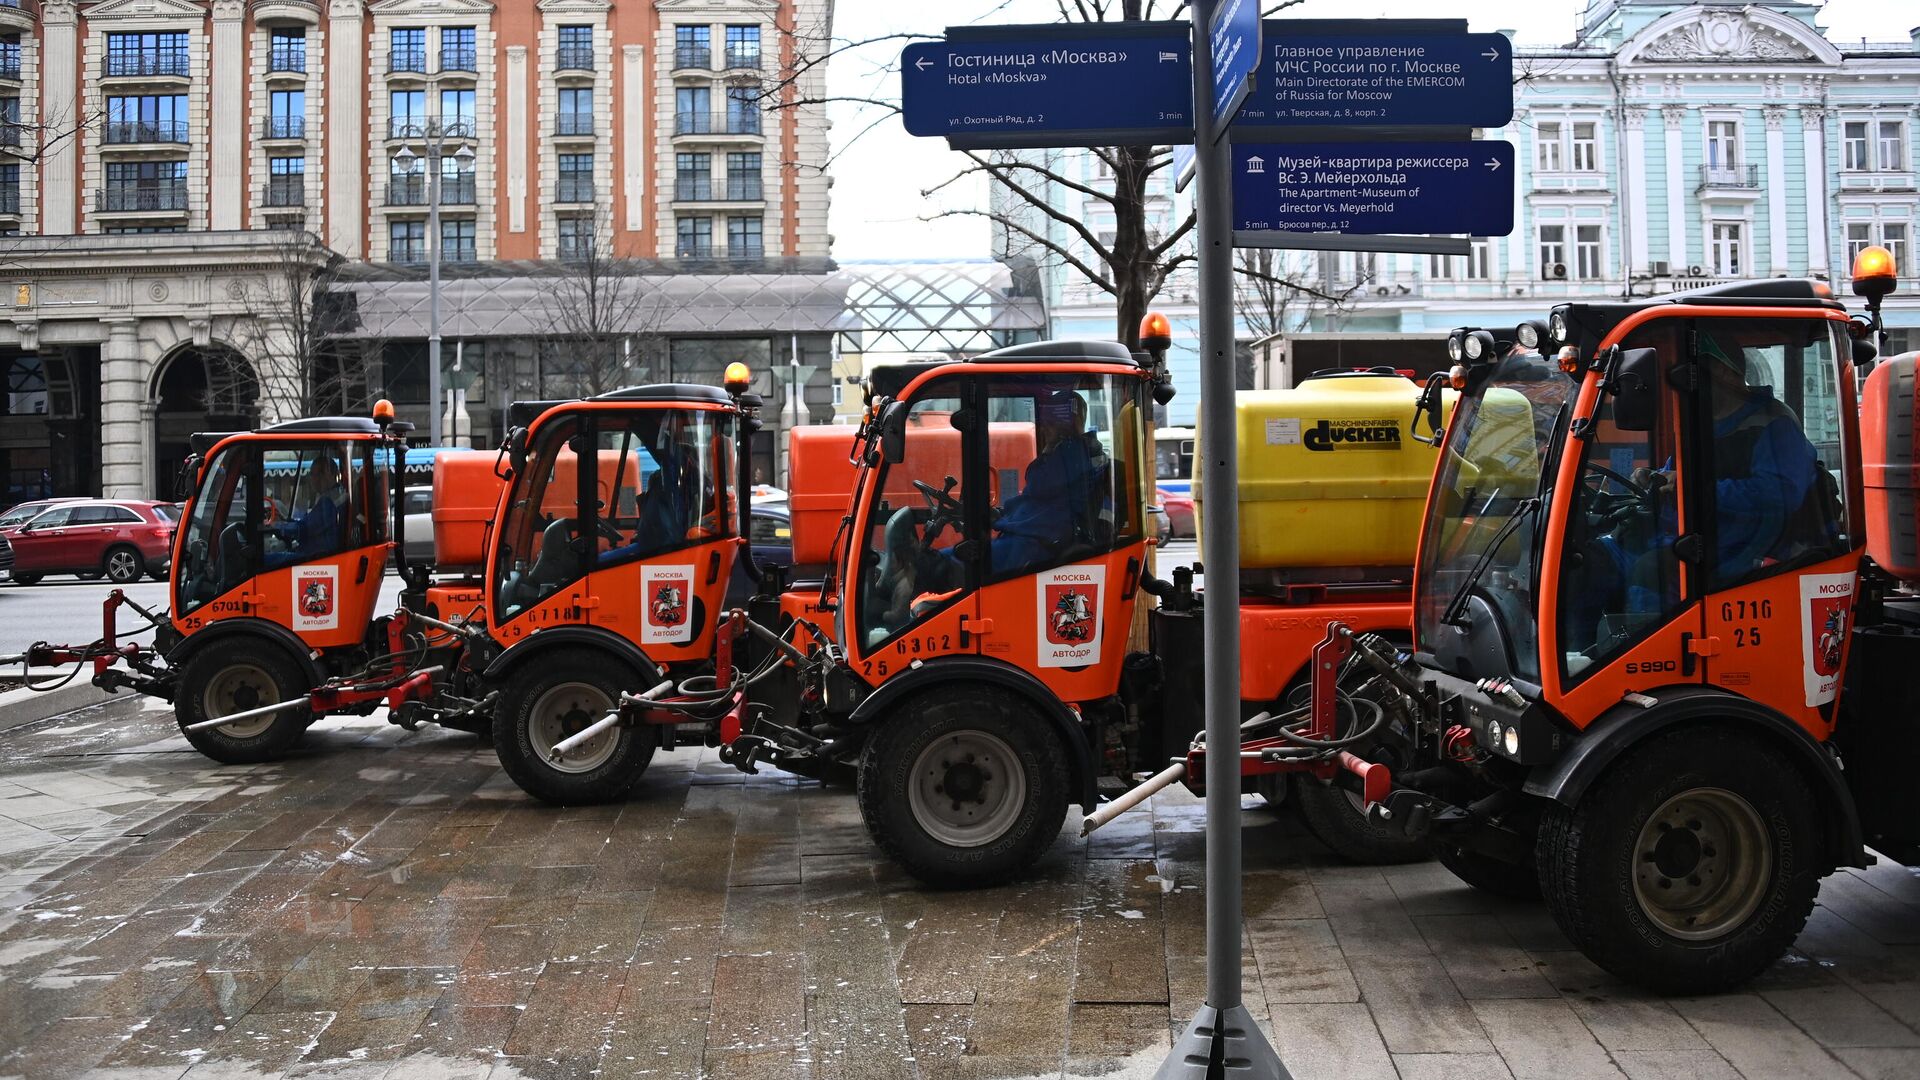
[1194,374,1448,570]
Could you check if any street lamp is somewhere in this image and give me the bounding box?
[393,132,476,446]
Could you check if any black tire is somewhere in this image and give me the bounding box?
[856,685,1070,888]
[1535,727,1822,995]
[103,545,145,585]
[1437,844,1542,899]
[148,566,169,582]
[1294,778,1429,864]
[175,641,311,764]
[11,573,41,586]
[492,657,655,805]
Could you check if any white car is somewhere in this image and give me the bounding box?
[400,486,435,567]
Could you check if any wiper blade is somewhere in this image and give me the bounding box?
[1441,496,1540,629]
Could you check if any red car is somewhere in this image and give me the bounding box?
[7,499,179,585]
[1157,488,1195,538]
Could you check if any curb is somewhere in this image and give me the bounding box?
[0,671,120,733]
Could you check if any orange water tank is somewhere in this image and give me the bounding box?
[1861,352,1920,585]
[431,452,506,571]
[787,426,862,567]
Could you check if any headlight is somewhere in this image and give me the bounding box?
[1464,330,1495,362]
[1515,321,1542,350]
[1447,333,1465,363]
[1549,310,1569,345]
[1487,720,1502,747]
[1503,724,1521,757]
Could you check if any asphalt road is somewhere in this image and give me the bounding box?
[0,542,1198,661]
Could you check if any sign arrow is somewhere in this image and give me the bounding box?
[1486,158,1502,172]
[914,56,931,71]
[1483,48,1501,60]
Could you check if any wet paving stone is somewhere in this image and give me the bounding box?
[3,698,1919,1078]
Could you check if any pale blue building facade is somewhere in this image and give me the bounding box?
[995,2,1920,422]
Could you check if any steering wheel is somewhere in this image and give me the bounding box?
[593,517,624,544]
[262,497,279,526]
[1582,462,1649,499]
[913,478,963,515]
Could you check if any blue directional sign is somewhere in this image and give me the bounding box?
[901,26,1194,149]
[1173,143,1196,192]
[1232,141,1516,236]
[1236,32,1513,128]
[1208,0,1261,128]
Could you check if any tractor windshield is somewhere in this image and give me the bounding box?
[1415,350,1574,681]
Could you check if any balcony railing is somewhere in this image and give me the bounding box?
[724,49,761,70]
[96,184,188,212]
[263,115,305,140]
[675,240,714,258]
[104,53,191,79]
[555,177,595,203]
[554,112,594,137]
[1698,163,1760,190]
[440,119,476,140]
[442,240,476,263]
[386,177,427,206]
[725,176,763,201]
[262,178,305,207]
[674,46,711,69]
[103,121,189,144]
[729,242,765,260]
[674,111,761,136]
[390,49,427,74]
[267,47,306,74]
[441,47,477,73]
[675,177,712,200]
[0,186,19,215]
[389,118,425,139]
[555,44,594,71]
[391,241,426,265]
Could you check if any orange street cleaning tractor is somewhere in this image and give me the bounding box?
[1176,246,1920,995]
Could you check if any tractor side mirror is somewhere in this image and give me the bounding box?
[1609,347,1659,432]
[878,400,908,464]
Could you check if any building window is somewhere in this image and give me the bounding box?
[676,86,711,134]
[1840,118,1911,173]
[390,27,426,74]
[557,87,593,136]
[440,154,475,205]
[1886,222,1911,276]
[677,215,713,258]
[390,219,426,264]
[0,96,19,149]
[441,27,476,73]
[675,25,711,69]
[725,151,762,200]
[390,89,426,139]
[726,86,761,134]
[1427,239,1491,280]
[266,156,304,206]
[0,163,19,216]
[442,218,476,263]
[101,160,187,212]
[557,216,595,261]
[725,25,761,69]
[268,29,305,74]
[1570,122,1598,171]
[439,88,475,139]
[387,155,424,206]
[1538,224,1567,276]
[557,25,593,71]
[1536,121,1563,172]
[728,215,763,258]
[1849,221,1911,275]
[267,89,304,139]
[0,36,19,82]
[1844,122,1871,171]
[1575,225,1603,280]
[1879,121,1908,173]
[557,153,593,203]
[104,95,189,144]
[1706,120,1740,171]
[1710,221,1743,276]
[676,151,711,200]
[105,31,189,78]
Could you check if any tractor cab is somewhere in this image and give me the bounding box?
[172,417,396,651]
[831,340,1157,698]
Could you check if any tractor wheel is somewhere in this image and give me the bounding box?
[493,658,654,805]
[1437,844,1541,899]
[1536,727,1822,995]
[103,545,145,585]
[1294,779,1429,864]
[857,685,1069,888]
[176,642,310,764]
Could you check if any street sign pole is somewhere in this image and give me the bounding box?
[1159,5,1287,1077]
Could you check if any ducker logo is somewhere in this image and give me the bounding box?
[1304,419,1400,451]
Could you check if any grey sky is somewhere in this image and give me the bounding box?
[824,0,1913,260]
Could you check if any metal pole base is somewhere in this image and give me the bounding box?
[1156,1004,1289,1080]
